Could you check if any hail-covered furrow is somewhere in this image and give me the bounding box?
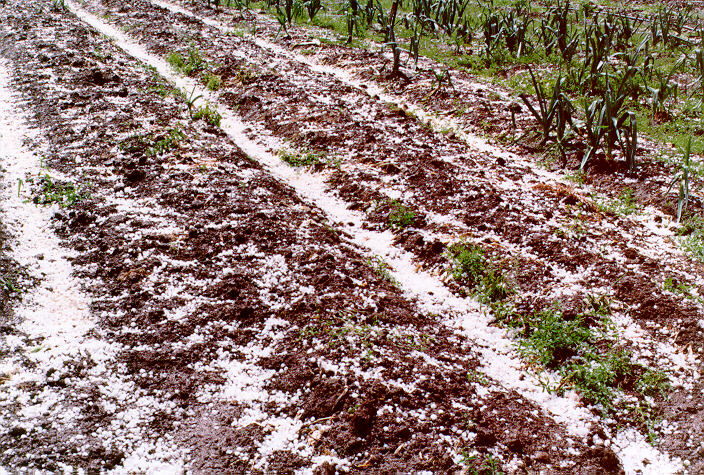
[0,0,630,472]
[55,0,704,470]
[81,0,701,425]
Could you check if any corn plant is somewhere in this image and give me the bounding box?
[482,11,503,64]
[275,0,303,35]
[185,87,203,119]
[381,0,402,77]
[304,0,322,20]
[581,97,606,170]
[501,7,532,58]
[616,112,637,173]
[518,68,574,151]
[648,57,684,121]
[342,0,361,43]
[667,137,694,222]
[690,47,704,104]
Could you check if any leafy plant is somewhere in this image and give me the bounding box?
[519,68,574,156]
[201,72,222,91]
[388,200,416,229]
[667,136,694,222]
[26,174,90,207]
[366,255,399,286]
[192,103,222,127]
[166,46,207,76]
[596,187,640,216]
[0,275,20,294]
[147,127,185,156]
[447,242,513,304]
[278,149,323,166]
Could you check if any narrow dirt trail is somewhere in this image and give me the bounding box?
[0,0,703,472]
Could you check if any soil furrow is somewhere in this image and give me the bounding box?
[0,0,632,472]
[75,0,704,447]
[67,0,704,469]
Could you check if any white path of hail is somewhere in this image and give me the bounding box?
[0,60,186,472]
[68,3,686,473]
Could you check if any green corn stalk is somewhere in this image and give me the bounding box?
[519,67,573,146]
[581,97,606,171]
[304,0,322,20]
[667,137,693,222]
[615,112,637,173]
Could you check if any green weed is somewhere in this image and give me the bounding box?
[387,200,415,230]
[25,174,90,208]
[192,103,222,127]
[278,149,323,166]
[0,275,20,294]
[166,45,207,76]
[446,242,513,304]
[202,71,222,91]
[365,255,399,287]
[596,187,641,216]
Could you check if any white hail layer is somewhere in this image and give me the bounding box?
[0,60,185,472]
[69,3,690,472]
[71,0,599,440]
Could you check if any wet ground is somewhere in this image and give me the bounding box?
[0,0,702,472]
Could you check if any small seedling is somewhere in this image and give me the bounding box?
[192,103,222,127]
[278,149,323,167]
[1,275,19,294]
[365,256,399,287]
[596,188,640,216]
[25,174,90,208]
[446,242,513,304]
[201,72,222,91]
[388,200,415,230]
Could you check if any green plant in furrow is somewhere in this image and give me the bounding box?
[297,312,381,358]
[676,215,704,262]
[0,274,20,294]
[365,255,399,287]
[201,71,222,91]
[278,148,324,166]
[512,300,670,413]
[446,242,513,304]
[667,136,704,223]
[166,46,207,76]
[192,103,222,127]
[118,127,185,157]
[24,174,90,208]
[387,199,415,230]
[446,243,669,415]
[595,187,641,216]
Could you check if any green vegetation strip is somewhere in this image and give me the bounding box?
[447,241,670,428]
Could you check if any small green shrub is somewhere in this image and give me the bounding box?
[677,215,704,262]
[202,72,222,91]
[192,103,222,127]
[596,187,640,216]
[388,200,416,230]
[26,174,90,207]
[166,46,207,76]
[365,256,399,287]
[447,242,513,303]
[147,127,185,156]
[636,369,671,398]
[278,149,323,167]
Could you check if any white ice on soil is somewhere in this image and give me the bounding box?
[70,0,599,436]
[63,3,688,472]
[0,61,185,472]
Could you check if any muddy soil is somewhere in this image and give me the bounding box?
[0,0,703,472]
